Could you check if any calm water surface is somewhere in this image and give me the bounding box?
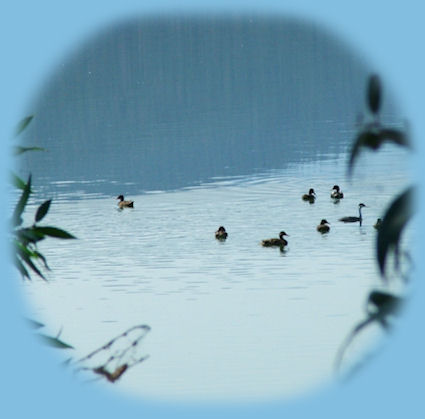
[21,147,410,402]
[16,15,412,403]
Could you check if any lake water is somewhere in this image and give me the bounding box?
[20,145,410,402]
[15,15,412,403]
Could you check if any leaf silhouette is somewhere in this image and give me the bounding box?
[12,175,32,227]
[348,126,410,176]
[10,172,28,190]
[367,290,402,319]
[33,250,50,271]
[38,334,74,349]
[15,242,46,280]
[334,313,376,372]
[15,115,34,136]
[14,255,30,280]
[13,146,45,155]
[26,318,45,329]
[35,200,51,223]
[16,227,46,245]
[377,187,414,278]
[379,128,410,148]
[34,226,76,240]
[335,289,402,371]
[367,74,381,115]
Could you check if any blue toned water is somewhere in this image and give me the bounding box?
[15,15,412,403]
[21,146,410,402]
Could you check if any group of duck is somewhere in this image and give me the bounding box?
[300,185,372,232]
[116,185,382,250]
[215,184,381,249]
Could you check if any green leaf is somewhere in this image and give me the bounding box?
[14,240,34,256]
[35,200,51,223]
[13,255,30,280]
[34,226,76,239]
[38,334,74,349]
[33,250,50,271]
[367,74,381,115]
[377,186,414,278]
[14,241,49,280]
[13,146,45,156]
[17,253,45,280]
[16,244,46,280]
[15,115,34,136]
[12,174,32,227]
[16,241,50,269]
[10,172,28,190]
[16,227,46,244]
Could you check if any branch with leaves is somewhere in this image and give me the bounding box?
[11,116,151,384]
[348,75,411,177]
[336,75,414,372]
[11,116,76,352]
[11,116,76,281]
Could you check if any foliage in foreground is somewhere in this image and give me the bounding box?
[336,74,414,371]
[74,325,151,383]
[11,116,76,281]
[26,318,74,349]
[12,117,150,383]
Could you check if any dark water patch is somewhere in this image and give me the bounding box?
[18,15,384,199]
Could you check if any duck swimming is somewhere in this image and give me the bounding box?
[331,185,344,199]
[316,219,330,234]
[215,226,228,240]
[302,188,316,203]
[261,231,289,248]
[116,195,134,209]
[339,203,366,225]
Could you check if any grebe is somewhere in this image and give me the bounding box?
[339,203,366,225]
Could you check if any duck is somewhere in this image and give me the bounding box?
[261,231,289,248]
[215,226,228,240]
[316,219,330,234]
[339,203,366,225]
[116,195,134,209]
[331,185,344,199]
[374,218,383,230]
[302,188,316,203]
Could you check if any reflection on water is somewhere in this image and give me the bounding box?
[19,16,380,198]
[15,14,412,403]
[21,148,410,402]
